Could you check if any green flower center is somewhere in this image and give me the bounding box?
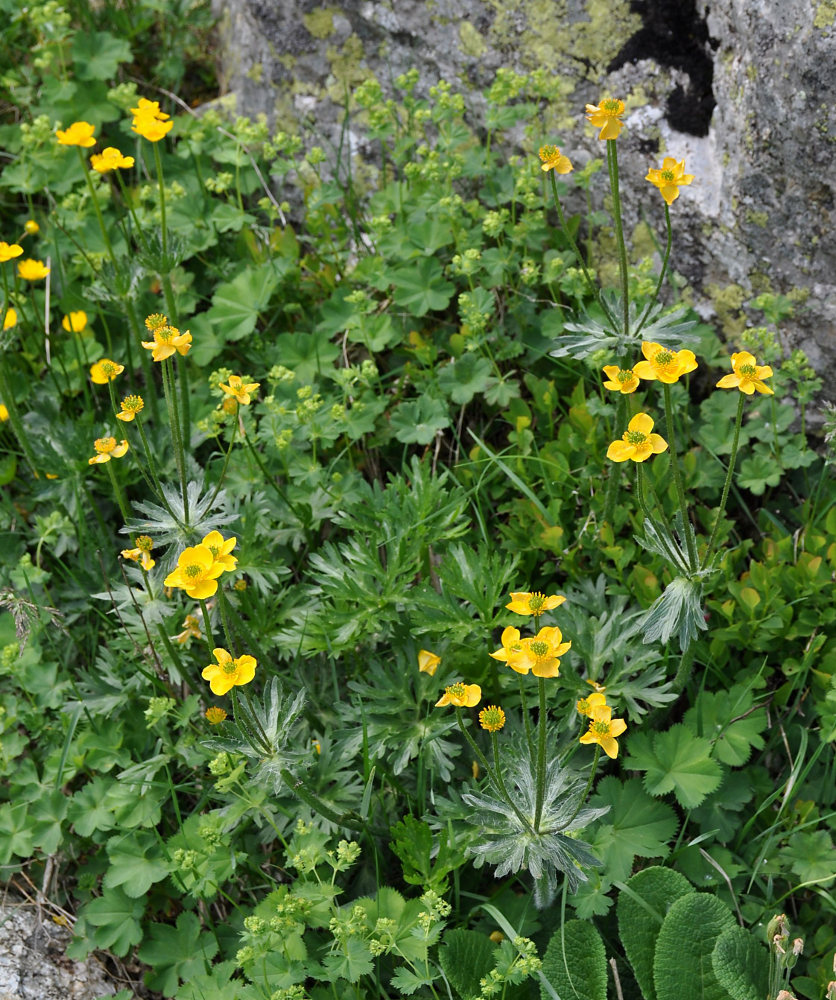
[530,640,549,657]
[661,170,676,182]
[208,545,220,557]
[592,721,610,735]
[184,564,203,579]
[222,661,237,674]
[158,327,174,342]
[123,395,143,411]
[625,430,647,445]
[448,683,465,697]
[655,350,674,366]
[102,362,117,375]
[601,99,621,113]
[739,364,756,376]
[616,369,633,382]
[578,698,590,713]
[528,593,546,612]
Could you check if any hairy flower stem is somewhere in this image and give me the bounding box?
[232,686,272,754]
[606,140,630,340]
[197,598,216,653]
[208,418,239,508]
[76,148,115,261]
[454,708,535,835]
[672,645,696,693]
[662,383,698,572]
[160,357,189,523]
[635,463,684,571]
[702,391,745,570]
[635,204,673,339]
[133,416,178,520]
[533,678,548,831]
[566,745,600,828]
[602,395,627,530]
[278,768,365,832]
[518,674,536,767]
[548,172,616,328]
[104,460,131,523]
[216,587,236,652]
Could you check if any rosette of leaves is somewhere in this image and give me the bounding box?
[463,745,609,908]
[203,678,311,792]
[549,297,700,360]
[124,475,237,547]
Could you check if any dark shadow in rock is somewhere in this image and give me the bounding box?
[608,0,717,136]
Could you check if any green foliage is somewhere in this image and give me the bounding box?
[711,927,770,1000]
[540,919,607,1000]
[653,894,736,1000]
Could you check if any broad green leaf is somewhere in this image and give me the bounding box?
[683,686,767,766]
[175,961,240,1000]
[590,777,678,875]
[617,867,694,1000]
[71,31,132,81]
[321,936,374,983]
[711,926,770,1000]
[737,453,781,495]
[439,928,497,1000]
[0,802,35,863]
[207,263,283,341]
[784,829,836,885]
[274,329,340,383]
[80,886,144,956]
[437,354,493,404]
[540,919,607,1000]
[390,258,454,316]
[28,789,68,854]
[138,911,219,996]
[390,396,450,444]
[103,830,169,897]
[627,725,724,809]
[654,894,735,1000]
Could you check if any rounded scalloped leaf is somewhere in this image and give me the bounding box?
[711,926,770,1000]
[617,866,695,1000]
[541,918,607,1000]
[654,893,736,1000]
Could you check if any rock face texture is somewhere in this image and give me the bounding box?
[212,0,836,383]
[0,902,116,999]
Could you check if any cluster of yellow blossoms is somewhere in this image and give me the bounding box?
[431,591,628,757]
[604,342,774,464]
[164,530,238,600]
[539,96,693,206]
[130,98,173,143]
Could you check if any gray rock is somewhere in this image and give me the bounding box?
[0,902,117,1000]
[212,0,836,388]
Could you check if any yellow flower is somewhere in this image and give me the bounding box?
[116,395,145,421]
[17,258,50,280]
[435,682,481,708]
[141,324,192,361]
[579,703,627,759]
[205,706,228,724]
[633,341,698,384]
[24,220,39,235]
[174,613,202,646]
[606,412,668,463]
[89,358,124,384]
[62,311,88,334]
[602,365,640,394]
[56,121,97,147]
[145,312,169,331]
[585,98,625,140]
[201,647,257,696]
[201,530,238,572]
[489,625,525,664]
[0,404,8,422]
[121,535,155,571]
[164,545,225,600]
[131,97,170,121]
[131,113,173,142]
[576,691,607,717]
[716,351,774,395]
[3,308,17,331]
[0,241,23,263]
[418,649,441,676]
[219,375,261,405]
[508,625,571,678]
[90,146,135,173]
[479,705,506,732]
[88,436,129,464]
[646,157,694,206]
[538,144,573,174]
[506,591,566,616]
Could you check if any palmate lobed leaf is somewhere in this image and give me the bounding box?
[626,725,724,809]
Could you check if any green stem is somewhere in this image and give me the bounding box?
[134,414,178,519]
[602,394,626,529]
[198,598,216,653]
[702,391,745,570]
[77,148,115,261]
[208,416,239,508]
[548,171,616,328]
[491,731,536,835]
[662,383,698,572]
[104,459,131,523]
[634,203,672,339]
[234,687,272,753]
[672,645,696,693]
[216,587,236,652]
[607,140,630,339]
[278,768,365,831]
[0,355,40,477]
[566,745,600,827]
[161,356,189,523]
[636,462,686,572]
[533,677,548,831]
[517,674,536,767]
